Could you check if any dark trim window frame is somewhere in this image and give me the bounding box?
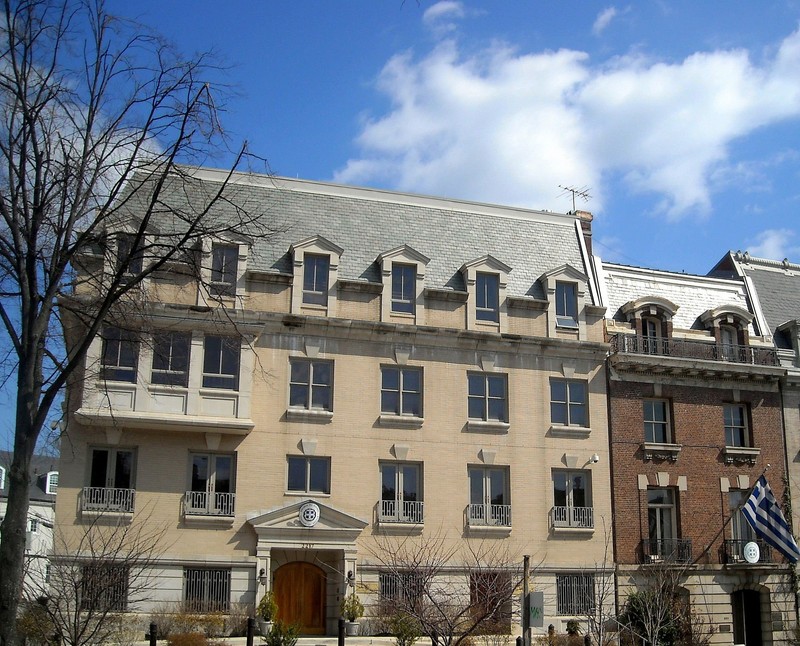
[100,327,139,383]
[210,244,239,296]
[468,373,508,422]
[476,272,500,323]
[555,281,578,328]
[724,403,750,447]
[391,263,416,314]
[381,366,422,417]
[303,254,330,305]
[289,359,333,411]
[550,378,588,427]
[202,336,240,390]
[287,455,331,494]
[151,331,191,387]
[643,399,671,443]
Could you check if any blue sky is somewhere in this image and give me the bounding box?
[104,1,800,274]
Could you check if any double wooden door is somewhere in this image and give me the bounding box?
[273,562,326,635]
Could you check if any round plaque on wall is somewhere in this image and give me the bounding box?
[743,541,760,564]
[299,501,321,527]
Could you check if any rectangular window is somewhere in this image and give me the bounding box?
[303,254,330,305]
[46,471,58,495]
[392,264,416,314]
[85,447,136,512]
[100,327,139,383]
[468,466,510,526]
[380,462,422,523]
[468,373,508,422]
[643,399,671,443]
[183,567,231,613]
[379,571,424,607]
[202,336,240,390]
[81,564,129,612]
[647,488,684,560]
[289,359,333,411]
[287,456,330,494]
[470,572,512,634]
[29,519,39,533]
[187,453,235,516]
[116,233,144,282]
[151,331,191,387]
[724,404,750,447]
[550,379,588,427]
[381,367,422,417]
[552,470,593,528]
[555,282,578,328]
[556,574,595,616]
[210,244,238,296]
[476,272,500,322]
[729,490,756,543]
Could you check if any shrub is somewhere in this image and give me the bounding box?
[16,600,55,645]
[168,632,208,646]
[390,612,421,646]
[261,621,299,646]
[341,593,364,622]
[257,591,278,622]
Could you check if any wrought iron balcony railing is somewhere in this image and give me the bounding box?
[468,503,512,527]
[609,334,778,366]
[184,491,235,516]
[723,539,772,564]
[379,499,424,523]
[550,505,594,529]
[640,538,693,564]
[82,487,135,513]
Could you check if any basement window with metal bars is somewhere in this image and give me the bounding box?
[183,567,231,613]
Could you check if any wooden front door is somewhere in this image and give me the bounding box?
[274,562,326,635]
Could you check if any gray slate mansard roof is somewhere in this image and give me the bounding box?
[711,252,800,348]
[117,167,593,303]
[0,450,58,504]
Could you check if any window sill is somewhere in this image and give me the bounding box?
[466,420,510,433]
[378,414,424,428]
[722,445,760,465]
[551,526,595,536]
[548,424,591,438]
[183,513,235,527]
[284,491,331,498]
[467,523,512,536]
[377,520,424,535]
[80,509,133,522]
[642,442,682,462]
[286,408,333,423]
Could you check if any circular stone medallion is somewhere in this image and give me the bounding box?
[743,541,760,564]
[299,502,321,527]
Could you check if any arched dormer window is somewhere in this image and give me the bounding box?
[699,306,754,362]
[620,297,678,355]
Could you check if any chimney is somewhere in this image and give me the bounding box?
[576,210,593,256]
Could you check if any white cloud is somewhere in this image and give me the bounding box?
[422,1,465,36]
[592,7,618,36]
[746,229,800,261]
[335,22,800,220]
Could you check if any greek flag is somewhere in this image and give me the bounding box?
[742,475,800,563]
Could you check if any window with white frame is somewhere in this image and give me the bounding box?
[81,564,130,612]
[724,404,750,447]
[29,518,39,533]
[468,373,508,422]
[187,453,235,516]
[476,272,500,323]
[45,471,58,495]
[728,490,756,543]
[550,378,588,427]
[644,399,671,443]
[647,488,677,558]
[555,282,578,328]
[202,336,240,390]
[184,567,230,613]
[0,466,5,489]
[100,327,139,383]
[287,456,330,494]
[289,359,333,411]
[380,462,422,523]
[392,264,416,314]
[556,573,595,615]
[210,244,239,296]
[552,470,593,528]
[468,466,510,526]
[151,331,191,387]
[303,254,330,305]
[381,366,422,417]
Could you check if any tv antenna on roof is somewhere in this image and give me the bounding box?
[558,185,591,213]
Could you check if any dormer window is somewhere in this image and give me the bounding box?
[476,273,500,323]
[210,244,238,296]
[46,471,58,495]
[555,282,578,328]
[116,233,144,283]
[392,264,416,314]
[303,254,330,306]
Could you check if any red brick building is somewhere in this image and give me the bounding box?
[598,261,792,646]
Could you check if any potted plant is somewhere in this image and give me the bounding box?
[341,592,364,636]
[257,590,278,635]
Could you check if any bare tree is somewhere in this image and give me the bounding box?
[21,508,168,646]
[579,521,616,646]
[369,532,523,646]
[0,1,280,641]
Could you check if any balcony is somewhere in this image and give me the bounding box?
[379,500,424,524]
[723,539,772,564]
[550,505,594,530]
[82,487,135,514]
[640,538,692,564]
[468,503,512,527]
[184,491,236,517]
[609,334,778,365]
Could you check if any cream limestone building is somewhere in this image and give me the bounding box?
[56,168,613,636]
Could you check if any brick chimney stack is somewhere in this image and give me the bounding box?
[576,210,593,256]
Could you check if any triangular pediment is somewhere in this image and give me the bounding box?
[247,499,368,545]
[377,244,430,267]
[290,235,343,258]
[540,263,588,284]
[461,254,512,275]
